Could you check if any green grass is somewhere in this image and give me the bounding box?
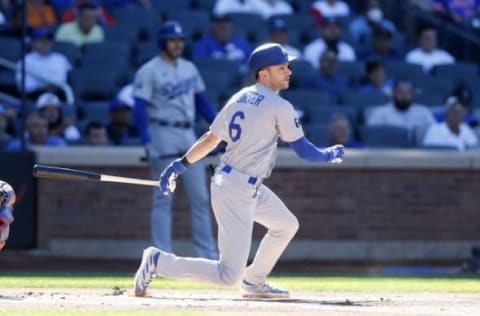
[0,272,479,293]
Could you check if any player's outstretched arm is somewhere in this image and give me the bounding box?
[159,131,222,194]
[288,136,344,164]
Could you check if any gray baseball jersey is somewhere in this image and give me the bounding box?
[210,83,303,179]
[133,56,205,123]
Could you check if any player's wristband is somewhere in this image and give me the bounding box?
[181,156,192,167]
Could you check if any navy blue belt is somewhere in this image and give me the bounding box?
[222,165,258,185]
[149,119,192,129]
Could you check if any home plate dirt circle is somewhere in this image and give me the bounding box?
[1,288,479,315]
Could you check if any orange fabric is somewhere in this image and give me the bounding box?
[27,4,58,28]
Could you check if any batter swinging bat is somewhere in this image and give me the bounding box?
[32,164,168,188]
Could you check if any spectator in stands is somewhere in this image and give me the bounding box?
[192,14,252,64]
[84,121,110,146]
[253,0,293,20]
[55,2,105,47]
[16,27,72,100]
[348,0,396,44]
[266,16,301,59]
[304,17,356,69]
[434,82,479,127]
[107,84,139,145]
[359,24,402,62]
[431,0,480,25]
[360,59,393,96]
[0,105,12,150]
[405,25,455,74]
[7,113,67,150]
[327,113,363,148]
[310,0,350,20]
[26,0,57,29]
[36,92,81,142]
[303,48,350,102]
[213,0,259,16]
[61,0,115,26]
[423,96,478,151]
[367,78,435,131]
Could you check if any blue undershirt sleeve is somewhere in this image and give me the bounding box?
[195,92,217,124]
[133,97,150,144]
[288,136,331,162]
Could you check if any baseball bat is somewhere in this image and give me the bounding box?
[32,164,160,187]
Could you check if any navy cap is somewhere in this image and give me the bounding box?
[268,17,287,32]
[31,28,53,41]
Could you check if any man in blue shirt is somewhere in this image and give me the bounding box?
[192,14,252,64]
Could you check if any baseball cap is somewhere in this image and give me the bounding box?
[36,92,61,109]
[444,96,465,110]
[268,17,287,32]
[31,27,53,41]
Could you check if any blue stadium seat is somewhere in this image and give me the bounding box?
[82,42,131,60]
[78,101,110,125]
[303,124,329,147]
[385,61,424,80]
[228,13,267,45]
[104,25,138,43]
[290,59,315,89]
[72,68,121,101]
[167,10,211,42]
[360,125,412,148]
[133,41,158,66]
[336,61,366,86]
[281,89,334,110]
[52,41,78,65]
[432,63,479,82]
[196,58,243,89]
[307,105,359,126]
[340,91,389,108]
[0,37,21,61]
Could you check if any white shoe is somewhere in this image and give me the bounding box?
[240,280,289,298]
[133,247,160,297]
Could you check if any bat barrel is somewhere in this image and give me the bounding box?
[32,164,101,182]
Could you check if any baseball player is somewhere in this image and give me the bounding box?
[0,180,16,251]
[133,43,344,298]
[132,21,218,259]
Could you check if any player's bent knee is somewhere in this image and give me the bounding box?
[218,266,244,287]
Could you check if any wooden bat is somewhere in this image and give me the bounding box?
[32,164,160,187]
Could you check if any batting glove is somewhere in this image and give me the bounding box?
[324,145,345,164]
[159,159,188,195]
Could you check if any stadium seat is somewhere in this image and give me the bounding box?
[307,105,359,126]
[432,63,479,82]
[413,76,454,98]
[360,125,412,148]
[82,42,131,60]
[281,89,334,110]
[289,59,315,89]
[191,0,216,11]
[133,41,158,67]
[72,68,121,101]
[385,61,424,80]
[227,13,267,44]
[336,61,366,86]
[412,93,444,107]
[104,26,138,43]
[77,101,110,125]
[156,0,192,16]
[340,91,389,108]
[111,8,158,41]
[0,37,21,62]
[167,10,211,43]
[303,124,329,147]
[52,41,79,66]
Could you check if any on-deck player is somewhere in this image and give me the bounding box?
[132,21,218,259]
[133,43,345,299]
[0,180,15,251]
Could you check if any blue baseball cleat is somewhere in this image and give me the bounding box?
[240,280,289,298]
[133,247,160,297]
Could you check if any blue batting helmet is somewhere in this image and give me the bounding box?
[248,43,297,74]
[157,20,186,49]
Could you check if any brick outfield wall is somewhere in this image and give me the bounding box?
[36,166,480,249]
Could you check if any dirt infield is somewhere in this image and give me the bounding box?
[1,287,479,316]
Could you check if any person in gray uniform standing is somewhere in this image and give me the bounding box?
[132,21,218,260]
[133,43,345,299]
